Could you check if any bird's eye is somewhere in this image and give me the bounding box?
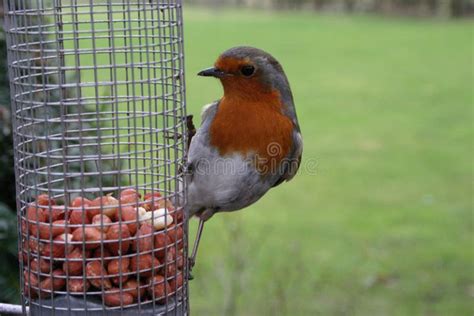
[240,65,255,77]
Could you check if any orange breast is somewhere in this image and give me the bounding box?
[209,90,293,173]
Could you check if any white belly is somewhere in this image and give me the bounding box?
[186,152,265,214]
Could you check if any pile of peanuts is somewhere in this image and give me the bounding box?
[20,189,184,307]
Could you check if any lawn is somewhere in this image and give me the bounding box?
[8,5,472,315]
[182,7,473,316]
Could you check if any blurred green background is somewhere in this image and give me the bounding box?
[0,1,473,315]
[184,5,473,316]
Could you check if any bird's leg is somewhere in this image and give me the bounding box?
[189,218,205,271]
[188,209,214,275]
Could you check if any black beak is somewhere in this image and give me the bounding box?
[197,67,226,78]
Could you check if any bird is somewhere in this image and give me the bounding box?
[185,46,303,269]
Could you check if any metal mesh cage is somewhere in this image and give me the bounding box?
[3,0,188,314]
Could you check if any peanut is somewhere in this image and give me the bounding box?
[41,233,74,259]
[38,269,66,297]
[30,258,51,274]
[106,223,131,256]
[72,227,103,250]
[68,279,90,293]
[133,223,154,253]
[147,275,171,303]
[36,194,55,206]
[91,214,112,233]
[90,195,119,219]
[32,220,69,240]
[169,272,184,294]
[123,279,146,301]
[103,288,134,306]
[63,247,86,276]
[139,208,173,230]
[118,206,140,235]
[153,232,172,259]
[45,205,66,222]
[86,261,112,290]
[92,247,113,265]
[69,196,92,225]
[107,258,130,285]
[130,253,160,278]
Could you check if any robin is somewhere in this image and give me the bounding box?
[186,46,303,269]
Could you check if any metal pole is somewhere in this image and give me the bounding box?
[0,303,29,315]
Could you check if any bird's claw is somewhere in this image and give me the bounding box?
[187,257,195,280]
[188,256,195,269]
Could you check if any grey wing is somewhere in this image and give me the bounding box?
[272,130,303,187]
[184,101,220,214]
[185,101,219,181]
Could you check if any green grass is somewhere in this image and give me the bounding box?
[27,6,472,315]
[182,8,473,316]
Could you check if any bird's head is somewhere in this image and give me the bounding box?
[198,46,291,101]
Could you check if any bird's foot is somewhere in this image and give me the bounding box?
[188,256,196,269]
[187,257,196,280]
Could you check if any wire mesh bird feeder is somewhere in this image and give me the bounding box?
[4,0,188,314]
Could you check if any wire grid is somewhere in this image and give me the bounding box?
[4,0,188,314]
